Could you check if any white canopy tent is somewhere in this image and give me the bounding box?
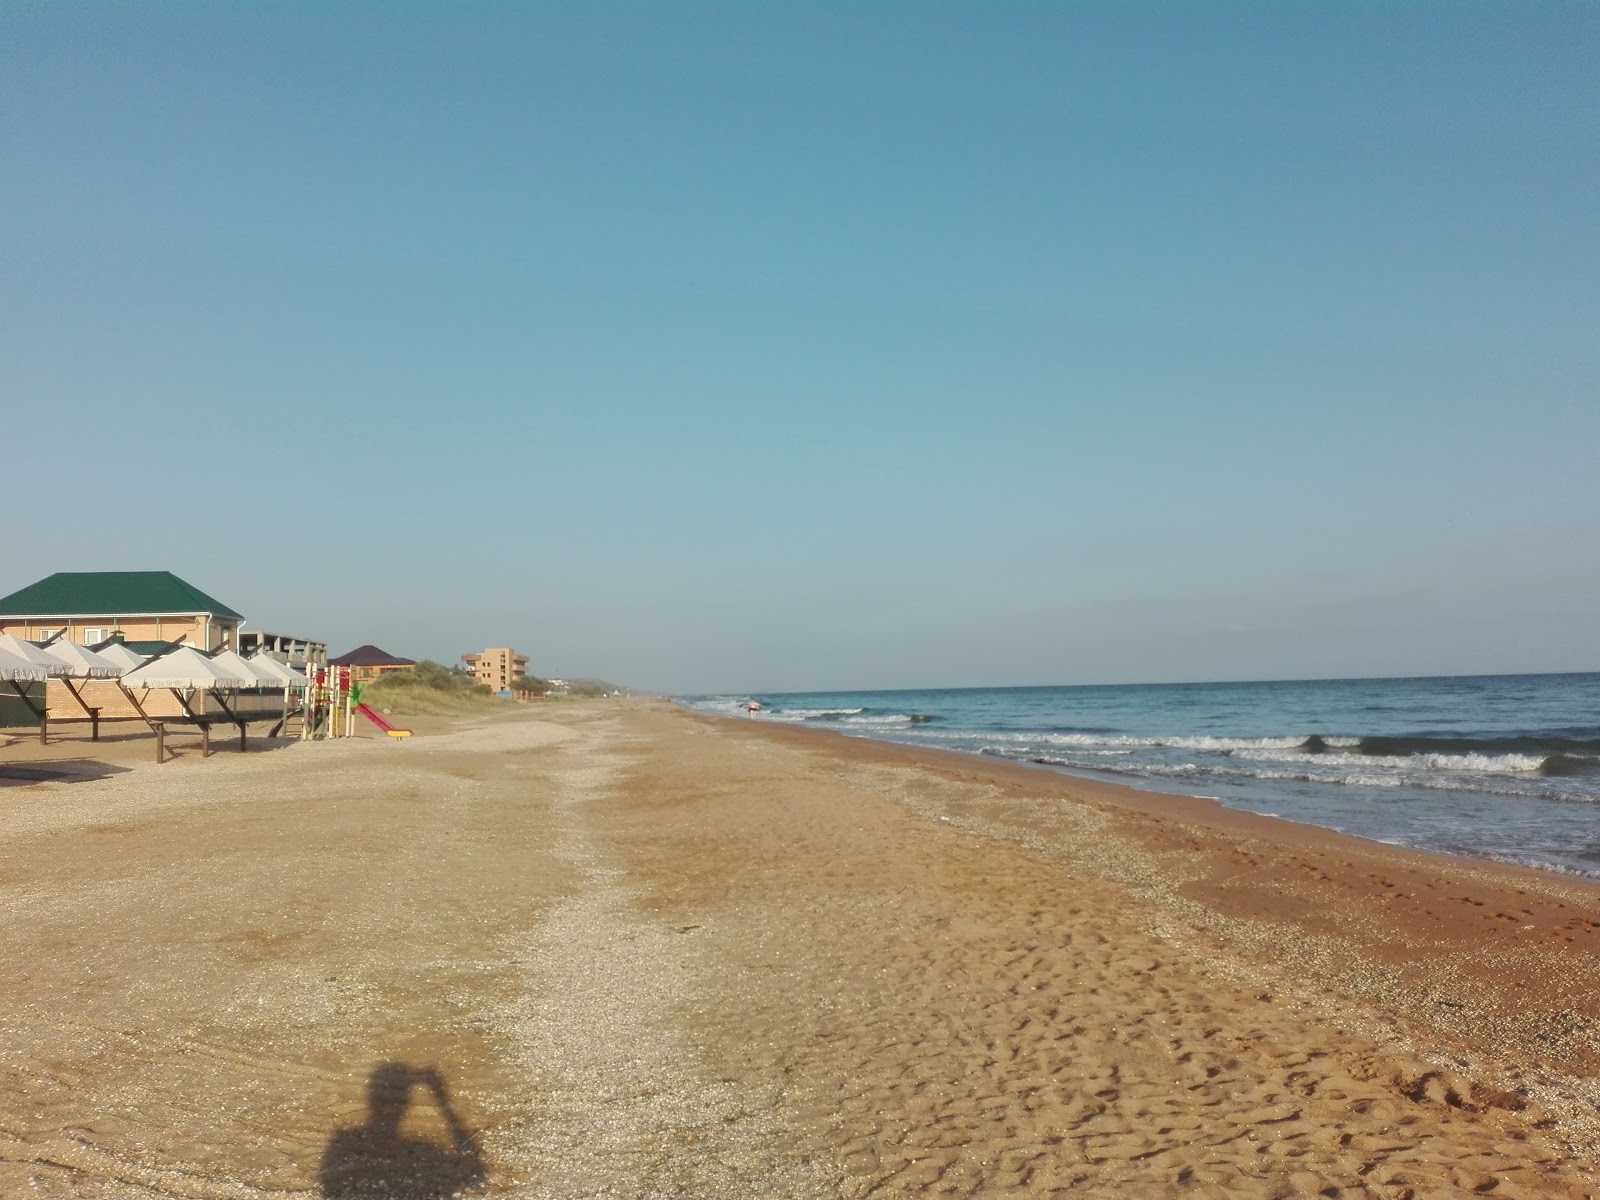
[32,639,126,740]
[39,641,124,678]
[0,646,50,682]
[0,644,53,743]
[0,633,72,677]
[119,647,286,759]
[2,638,301,760]
[209,649,290,689]
[121,647,254,691]
[91,642,149,672]
[247,652,310,687]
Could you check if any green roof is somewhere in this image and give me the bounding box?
[0,571,244,620]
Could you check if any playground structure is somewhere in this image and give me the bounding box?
[297,668,413,740]
[353,702,410,736]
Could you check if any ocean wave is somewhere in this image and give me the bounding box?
[1543,753,1600,777]
[1028,756,1202,777]
[840,713,937,726]
[993,746,1598,804]
[1351,733,1600,758]
[929,730,1600,776]
[1231,764,1588,803]
[912,731,1316,751]
[773,707,866,719]
[1229,747,1549,776]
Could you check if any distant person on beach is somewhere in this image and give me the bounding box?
[320,1063,485,1199]
[746,699,760,715]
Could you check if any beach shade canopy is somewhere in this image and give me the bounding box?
[92,641,149,672]
[0,633,73,676]
[121,646,254,691]
[38,640,125,678]
[247,652,310,687]
[209,649,288,688]
[0,645,50,682]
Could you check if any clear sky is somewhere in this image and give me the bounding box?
[3,2,1596,694]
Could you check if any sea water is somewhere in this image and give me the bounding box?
[681,674,1600,879]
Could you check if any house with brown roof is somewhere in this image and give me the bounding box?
[328,644,416,684]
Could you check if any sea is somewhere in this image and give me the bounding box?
[681,673,1600,880]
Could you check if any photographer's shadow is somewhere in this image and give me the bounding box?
[321,1063,486,1199]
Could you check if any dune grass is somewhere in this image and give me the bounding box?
[363,661,502,717]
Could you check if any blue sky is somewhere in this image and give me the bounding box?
[3,2,1596,693]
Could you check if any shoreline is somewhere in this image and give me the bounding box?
[703,673,1600,881]
[3,700,1598,1196]
[716,705,1600,893]
[693,708,1600,1079]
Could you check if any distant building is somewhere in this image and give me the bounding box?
[462,647,528,693]
[328,644,416,684]
[239,630,327,671]
[0,570,245,652]
[0,570,318,724]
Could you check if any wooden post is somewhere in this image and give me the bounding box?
[201,722,212,758]
[209,690,248,752]
[59,678,102,741]
[120,685,160,734]
[155,723,166,764]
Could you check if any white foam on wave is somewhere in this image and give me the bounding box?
[1188,760,1587,801]
[1236,765,1406,788]
[1009,749,1572,801]
[1230,747,1547,776]
[774,707,866,719]
[1165,735,1313,751]
[898,729,1315,751]
[1111,761,1202,777]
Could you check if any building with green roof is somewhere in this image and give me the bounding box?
[0,571,246,652]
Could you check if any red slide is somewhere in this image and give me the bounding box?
[354,703,412,737]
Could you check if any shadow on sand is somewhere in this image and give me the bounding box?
[321,1063,486,1199]
[0,759,135,787]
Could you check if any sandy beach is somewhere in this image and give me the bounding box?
[2,701,1598,1198]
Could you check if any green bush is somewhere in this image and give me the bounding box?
[375,660,489,695]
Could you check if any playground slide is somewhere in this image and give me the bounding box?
[354,703,412,737]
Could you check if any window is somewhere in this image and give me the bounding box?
[37,628,62,641]
[83,628,107,645]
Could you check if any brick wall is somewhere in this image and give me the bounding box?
[44,681,289,723]
[0,615,239,650]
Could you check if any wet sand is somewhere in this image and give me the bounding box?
[1,700,1597,1197]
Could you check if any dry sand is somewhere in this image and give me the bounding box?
[1,701,1598,1198]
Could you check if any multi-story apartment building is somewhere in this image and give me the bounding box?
[462,647,529,693]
